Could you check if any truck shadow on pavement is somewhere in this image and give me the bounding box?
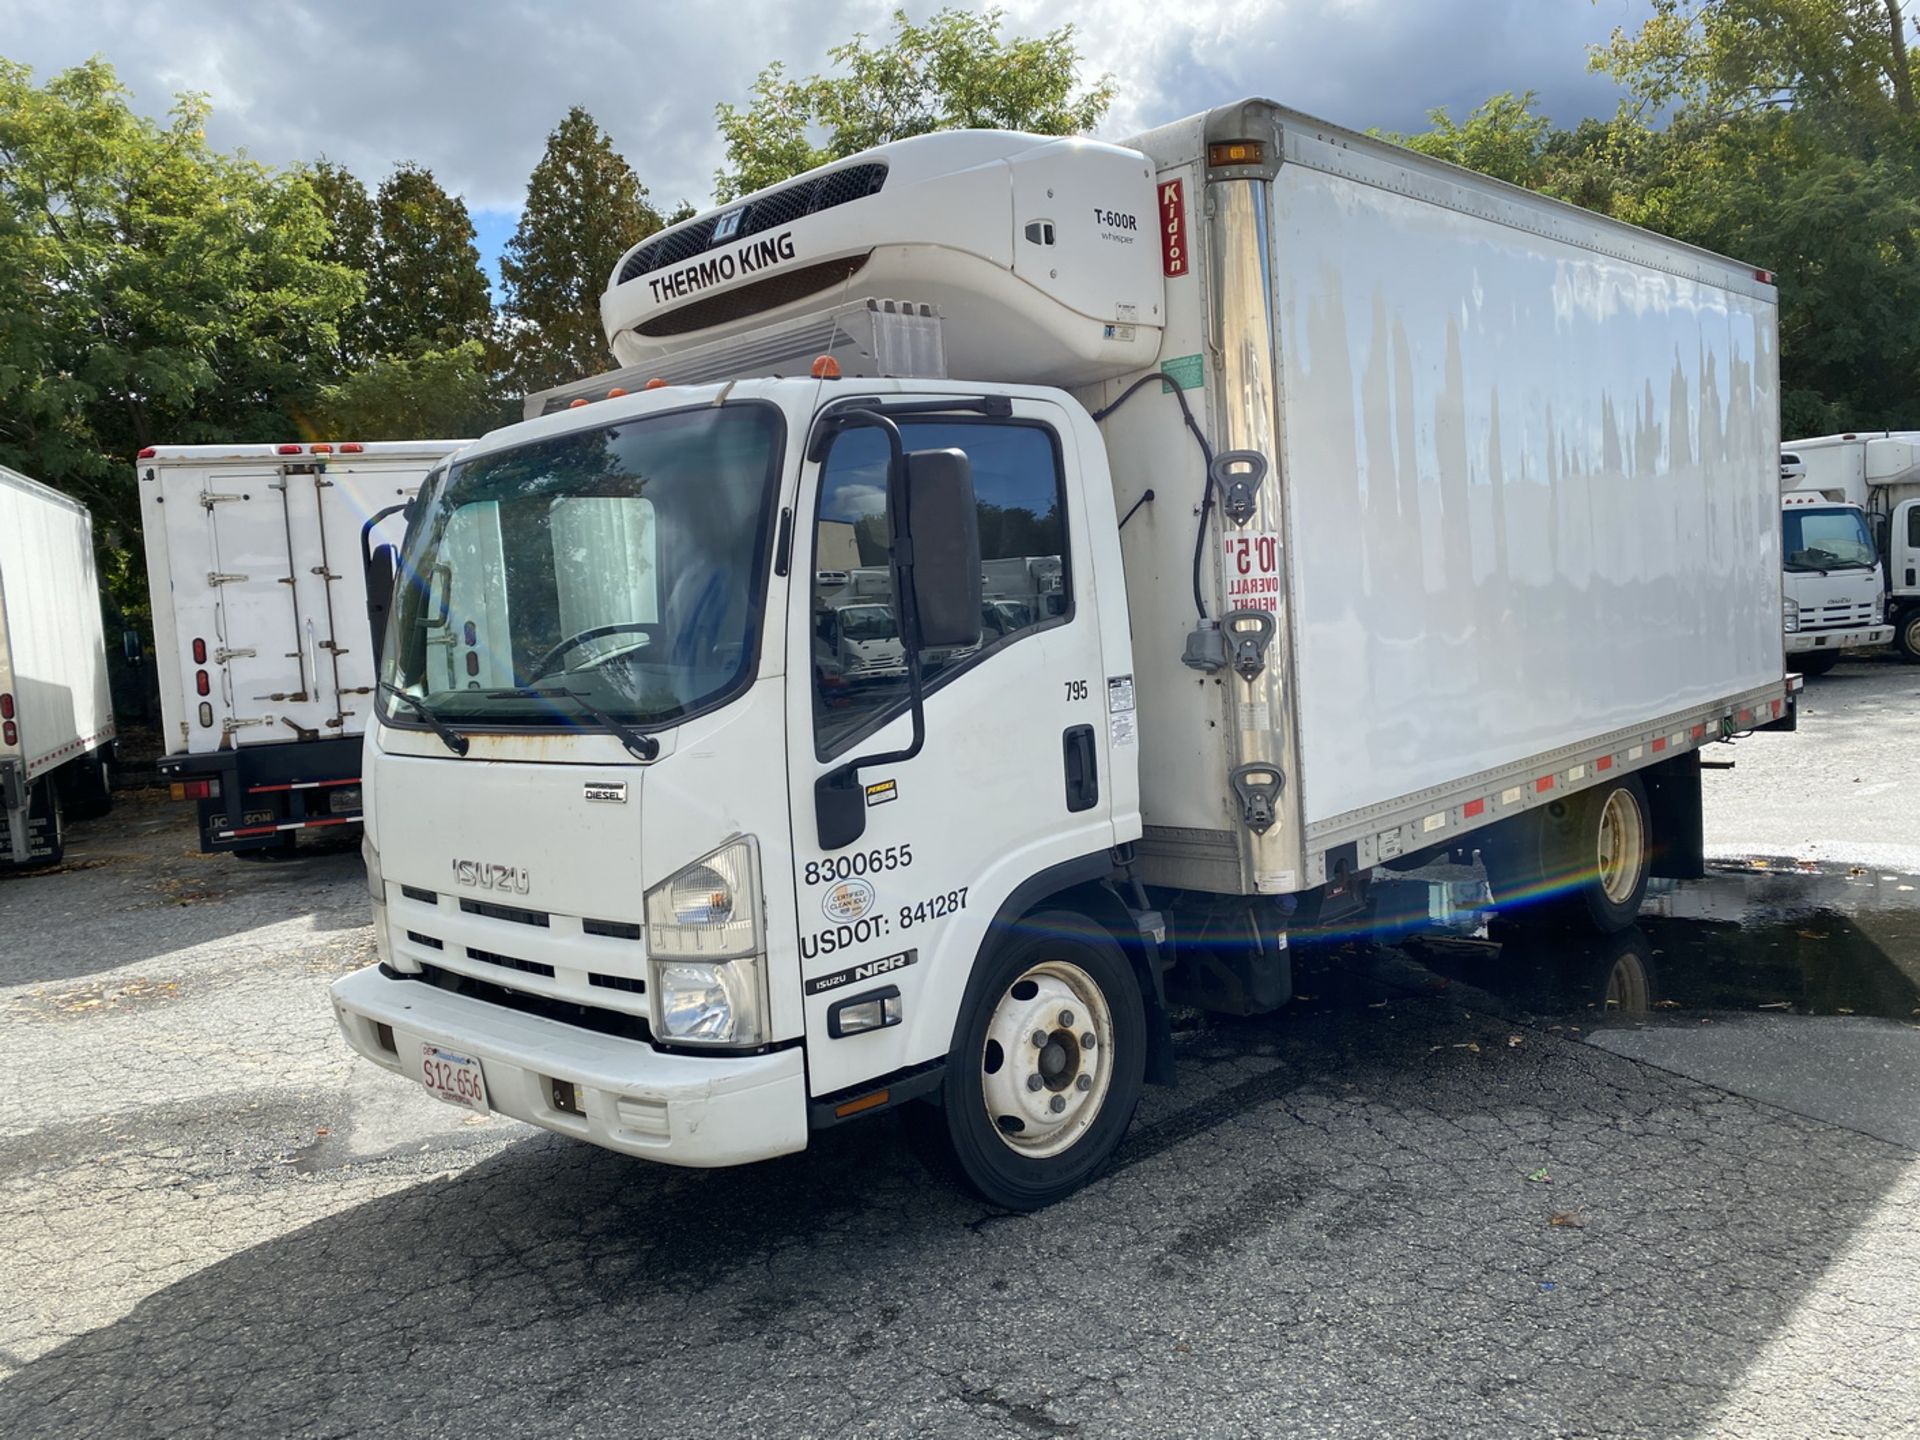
[4,909,1916,1438]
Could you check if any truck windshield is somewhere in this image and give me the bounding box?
[380,404,783,730]
[1783,507,1876,572]
[838,605,898,640]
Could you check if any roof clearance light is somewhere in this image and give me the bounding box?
[644,378,669,390]
[276,444,303,455]
[1207,140,1265,167]
[340,443,364,453]
[569,398,591,409]
[1755,268,1775,284]
[310,443,333,455]
[811,355,842,380]
[607,387,629,398]
[137,447,156,459]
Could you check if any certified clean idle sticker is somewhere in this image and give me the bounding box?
[821,878,877,922]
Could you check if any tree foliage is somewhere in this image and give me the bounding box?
[306,339,511,441]
[501,107,664,393]
[0,58,357,564]
[714,7,1115,199]
[366,162,494,356]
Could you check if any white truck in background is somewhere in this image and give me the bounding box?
[0,467,115,866]
[138,441,468,856]
[334,100,1798,1209]
[1779,432,1920,665]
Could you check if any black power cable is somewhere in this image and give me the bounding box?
[1091,373,1217,619]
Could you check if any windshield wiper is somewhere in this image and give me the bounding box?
[484,686,661,761]
[379,683,470,756]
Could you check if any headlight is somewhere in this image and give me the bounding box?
[1782,597,1799,633]
[362,832,385,907]
[645,837,767,1046]
[1873,591,1886,623]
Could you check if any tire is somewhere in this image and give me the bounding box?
[1794,650,1841,676]
[1896,610,1920,664]
[1484,775,1650,935]
[61,751,113,822]
[930,909,1146,1211]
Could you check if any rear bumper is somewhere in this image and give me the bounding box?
[1785,624,1891,654]
[330,964,808,1168]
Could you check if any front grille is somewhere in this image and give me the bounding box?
[460,898,550,928]
[634,255,870,337]
[416,964,651,1043]
[589,972,646,995]
[465,946,556,980]
[584,917,642,941]
[616,163,887,285]
[401,885,437,904]
[406,931,445,951]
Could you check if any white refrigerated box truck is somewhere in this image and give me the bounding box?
[0,466,115,866]
[138,441,468,855]
[333,100,1798,1208]
[1778,432,1920,663]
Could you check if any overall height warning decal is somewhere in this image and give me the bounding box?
[1223,532,1283,613]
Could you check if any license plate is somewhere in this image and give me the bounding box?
[420,1044,489,1112]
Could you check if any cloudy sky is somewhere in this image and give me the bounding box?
[1,0,1656,285]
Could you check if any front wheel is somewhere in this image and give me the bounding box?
[1794,650,1841,676]
[932,910,1145,1210]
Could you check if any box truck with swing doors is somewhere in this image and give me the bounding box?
[0,466,116,867]
[138,440,469,856]
[333,101,1798,1209]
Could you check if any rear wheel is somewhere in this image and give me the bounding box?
[61,751,113,822]
[931,910,1145,1210]
[1896,610,1920,663]
[1485,775,1650,935]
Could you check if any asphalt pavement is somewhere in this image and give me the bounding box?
[1,657,1916,1439]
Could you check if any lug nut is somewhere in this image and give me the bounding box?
[1076,1074,1092,1092]
[1082,1032,1096,1049]
[1032,1030,1048,1048]
[1058,1009,1075,1027]
[1049,1095,1066,1113]
[1026,1074,1044,1092]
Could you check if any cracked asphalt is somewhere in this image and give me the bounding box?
[2,658,1917,1439]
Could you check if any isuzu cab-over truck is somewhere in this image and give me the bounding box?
[333,100,1797,1208]
[138,441,468,855]
[0,466,116,866]
[1779,432,1920,663]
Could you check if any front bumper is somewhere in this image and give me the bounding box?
[1785,624,1892,655]
[331,965,808,1168]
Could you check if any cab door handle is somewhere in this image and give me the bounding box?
[1063,724,1098,813]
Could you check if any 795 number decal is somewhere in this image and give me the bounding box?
[805,844,913,885]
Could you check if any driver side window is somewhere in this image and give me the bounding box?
[810,419,1068,758]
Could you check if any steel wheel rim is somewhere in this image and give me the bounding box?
[980,959,1115,1159]
[1595,789,1644,905]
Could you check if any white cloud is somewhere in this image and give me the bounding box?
[1,0,1650,217]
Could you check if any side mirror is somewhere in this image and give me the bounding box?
[365,544,399,668]
[902,448,981,649]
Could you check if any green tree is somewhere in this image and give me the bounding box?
[1378,92,1556,188]
[307,339,511,440]
[367,162,493,355]
[714,7,1115,199]
[306,159,376,367]
[0,59,356,581]
[501,107,663,392]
